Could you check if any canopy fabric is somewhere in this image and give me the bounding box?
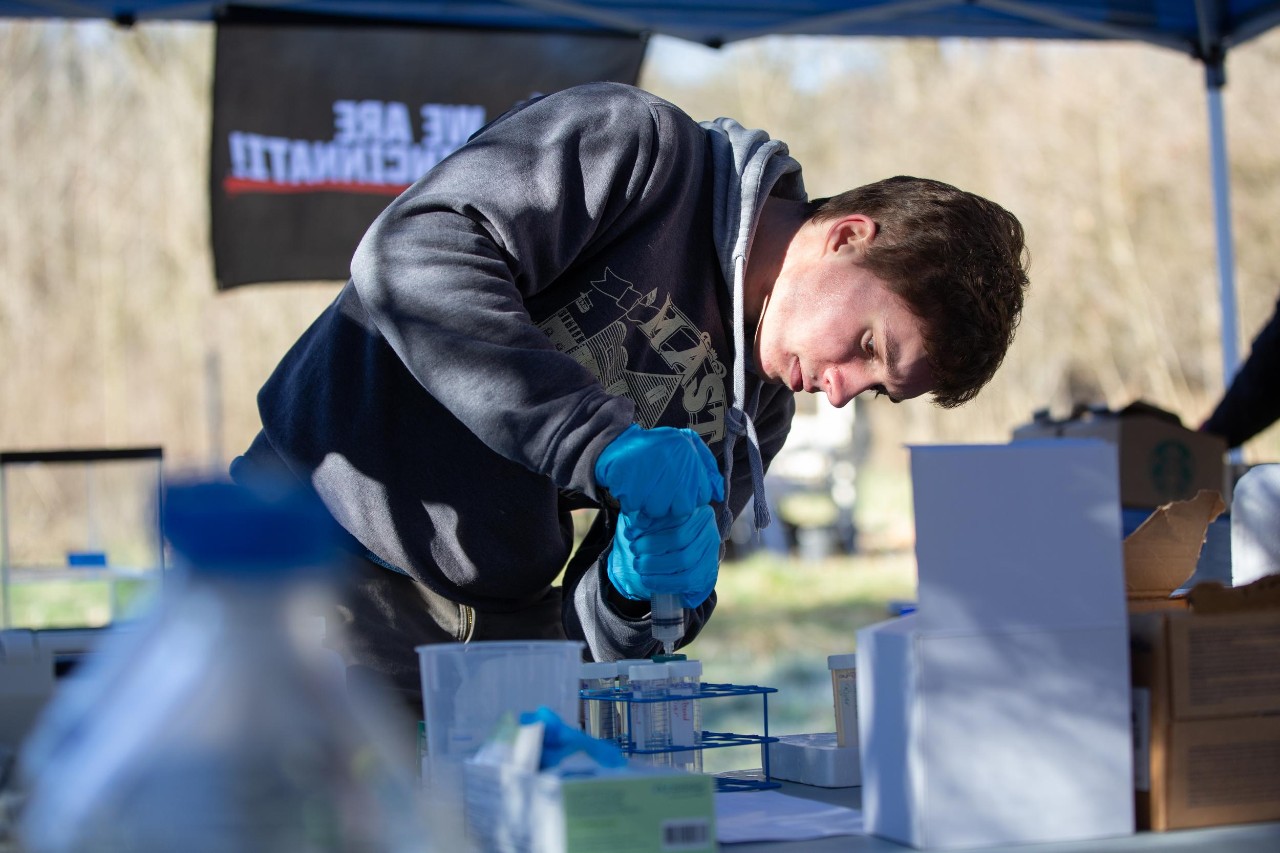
[3,1,1280,60]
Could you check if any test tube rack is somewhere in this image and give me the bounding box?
[580,681,780,792]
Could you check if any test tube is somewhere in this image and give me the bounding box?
[628,662,672,767]
[667,659,703,773]
[579,661,618,741]
[828,653,859,749]
[614,658,652,751]
[650,592,684,655]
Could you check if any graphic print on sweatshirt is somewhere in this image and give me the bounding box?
[537,268,727,444]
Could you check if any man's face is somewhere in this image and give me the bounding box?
[753,245,934,408]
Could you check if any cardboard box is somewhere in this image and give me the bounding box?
[1123,489,1224,612]
[1130,608,1280,830]
[859,618,1135,850]
[858,441,1135,849]
[465,761,716,853]
[1123,490,1280,831]
[1012,402,1226,508]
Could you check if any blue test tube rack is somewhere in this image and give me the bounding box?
[579,681,781,792]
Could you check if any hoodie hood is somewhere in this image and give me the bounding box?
[701,117,806,536]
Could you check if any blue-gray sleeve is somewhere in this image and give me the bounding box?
[349,84,664,498]
[1202,297,1280,448]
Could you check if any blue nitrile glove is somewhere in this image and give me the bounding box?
[607,506,721,609]
[594,424,724,518]
[519,706,627,770]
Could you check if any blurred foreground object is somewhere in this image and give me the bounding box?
[18,478,435,853]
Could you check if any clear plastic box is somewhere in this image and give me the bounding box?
[0,447,165,630]
[417,639,584,767]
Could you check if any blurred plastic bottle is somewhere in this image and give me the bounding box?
[18,479,435,853]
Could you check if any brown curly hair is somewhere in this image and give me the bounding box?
[808,176,1030,408]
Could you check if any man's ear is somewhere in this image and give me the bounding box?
[826,214,877,257]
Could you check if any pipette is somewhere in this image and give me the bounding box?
[650,592,684,656]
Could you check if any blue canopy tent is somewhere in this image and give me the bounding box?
[4,0,1279,386]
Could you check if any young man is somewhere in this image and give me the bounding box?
[232,82,1029,711]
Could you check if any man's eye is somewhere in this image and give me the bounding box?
[864,335,876,357]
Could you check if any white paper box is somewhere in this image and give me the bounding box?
[858,617,1134,849]
[911,440,1128,634]
[465,761,715,853]
[858,442,1134,849]
[765,732,860,788]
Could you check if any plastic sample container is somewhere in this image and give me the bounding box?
[628,662,672,767]
[828,652,859,748]
[579,660,619,742]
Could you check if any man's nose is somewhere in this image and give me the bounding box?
[823,368,861,408]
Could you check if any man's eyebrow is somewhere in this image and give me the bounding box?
[883,324,903,393]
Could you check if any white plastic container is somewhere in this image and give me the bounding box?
[828,652,858,748]
[18,480,432,853]
[613,658,652,752]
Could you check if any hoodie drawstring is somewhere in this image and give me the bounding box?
[720,254,772,537]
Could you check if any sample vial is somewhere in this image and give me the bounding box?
[667,659,703,773]
[614,658,652,752]
[828,653,859,749]
[628,663,672,767]
[579,661,618,742]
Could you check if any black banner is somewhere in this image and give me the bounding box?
[210,23,646,289]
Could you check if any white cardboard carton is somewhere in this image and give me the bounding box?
[911,440,1129,632]
[858,441,1135,849]
[765,732,860,787]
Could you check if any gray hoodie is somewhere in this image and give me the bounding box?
[239,83,802,662]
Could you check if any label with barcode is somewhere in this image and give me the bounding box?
[662,818,711,850]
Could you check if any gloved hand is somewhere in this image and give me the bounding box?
[607,506,720,609]
[519,706,627,770]
[595,424,724,518]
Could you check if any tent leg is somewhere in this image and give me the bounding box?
[1204,63,1244,465]
[1205,71,1239,390]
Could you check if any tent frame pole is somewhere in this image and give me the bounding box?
[1204,64,1239,392]
[1204,63,1245,466]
